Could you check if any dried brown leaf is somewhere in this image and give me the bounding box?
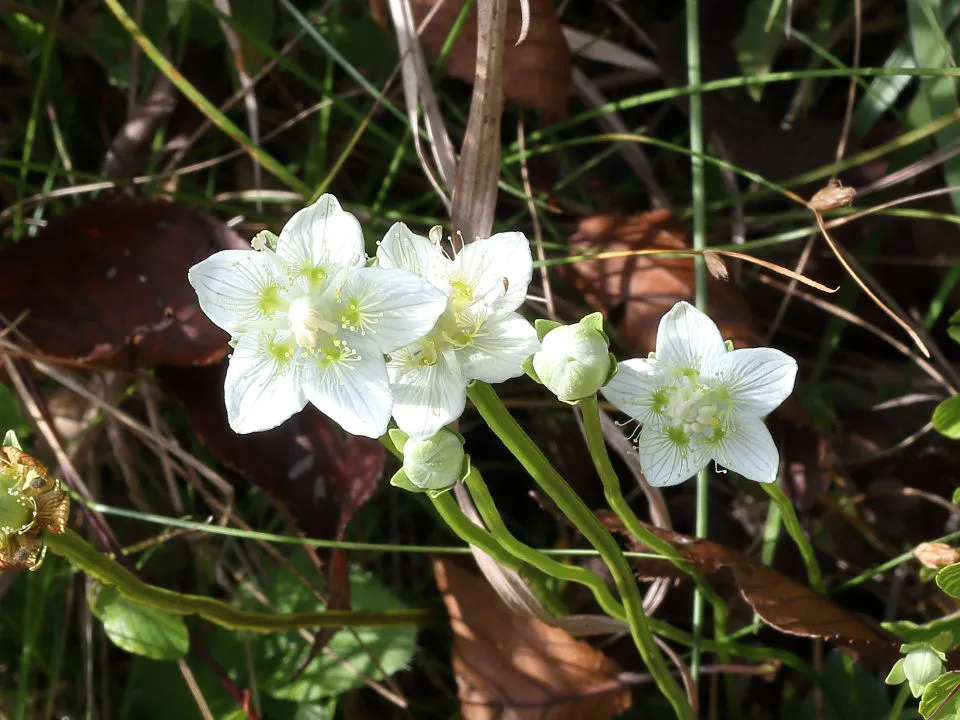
[400,0,571,118]
[565,211,760,354]
[0,194,245,368]
[434,558,632,720]
[599,513,900,666]
[914,542,960,570]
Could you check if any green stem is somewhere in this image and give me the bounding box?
[428,490,533,576]
[463,467,628,622]
[888,683,911,720]
[467,382,694,720]
[45,530,428,632]
[761,483,824,592]
[686,0,709,685]
[579,395,730,604]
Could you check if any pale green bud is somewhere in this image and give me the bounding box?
[531,321,612,403]
[886,633,951,697]
[903,647,945,696]
[402,429,465,490]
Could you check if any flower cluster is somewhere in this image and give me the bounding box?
[189,197,539,465]
[0,441,70,571]
[602,302,797,487]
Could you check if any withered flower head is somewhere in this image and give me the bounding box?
[0,445,70,571]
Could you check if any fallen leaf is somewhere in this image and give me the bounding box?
[434,557,632,720]
[157,362,384,544]
[599,512,900,666]
[0,194,245,368]
[385,0,572,118]
[564,210,760,355]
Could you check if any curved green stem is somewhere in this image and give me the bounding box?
[463,467,628,622]
[761,483,824,592]
[579,396,728,611]
[467,382,695,720]
[428,491,532,575]
[45,530,428,632]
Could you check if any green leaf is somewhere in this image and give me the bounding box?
[953,486,960,504]
[934,396,960,439]
[920,672,960,718]
[88,585,189,660]
[734,0,788,101]
[219,553,417,702]
[938,563,960,599]
[783,650,891,720]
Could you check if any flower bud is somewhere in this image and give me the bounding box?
[530,316,614,404]
[886,632,951,697]
[402,429,465,490]
[903,647,945,695]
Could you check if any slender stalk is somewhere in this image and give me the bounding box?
[429,491,535,577]
[45,531,428,632]
[467,382,694,720]
[761,484,824,592]
[463,467,628,622]
[579,396,723,604]
[686,0,709,685]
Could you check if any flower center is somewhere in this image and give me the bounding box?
[660,375,728,447]
[287,296,338,349]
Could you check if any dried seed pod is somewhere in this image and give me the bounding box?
[0,444,70,571]
[914,542,960,569]
[809,179,857,212]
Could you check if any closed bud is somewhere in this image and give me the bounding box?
[531,316,613,404]
[402,429,465,490]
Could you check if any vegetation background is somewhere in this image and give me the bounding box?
[2,0,960,718]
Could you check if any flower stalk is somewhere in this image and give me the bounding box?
[762,483,824,592]
[467,381,695,720]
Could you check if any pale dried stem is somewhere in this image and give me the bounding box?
[517,115,555,318]
[812,209,930,357]
[753,274,952,392]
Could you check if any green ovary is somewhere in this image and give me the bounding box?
[0,476,35,537]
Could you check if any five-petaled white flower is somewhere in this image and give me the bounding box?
[601,301,797,487]
[376,224,540,440]
[188,195,447,437]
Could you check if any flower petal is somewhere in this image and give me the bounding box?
[600,357,664,425]
[637,424,710,487]
[712,347,797,416]
[277,194,365,274]
[339,267,447,353]
[224,332,306,433]
[450,232,532,315]
[389,353,467,440]
[299,335,393,438]
[376,222,444,280]
[457,312,539,383]
[188,249,288,333]
[711,415,780,483]
[655,301,726,372]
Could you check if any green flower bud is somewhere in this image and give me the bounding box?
[402,429,465,490]
[886,633,951,698]
[903,647,946,696]
[531,318,613,404]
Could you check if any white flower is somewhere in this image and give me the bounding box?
[376,223,540,440]
[188,195,447,437]
[531,315,614,404]
[601,301,797,487]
